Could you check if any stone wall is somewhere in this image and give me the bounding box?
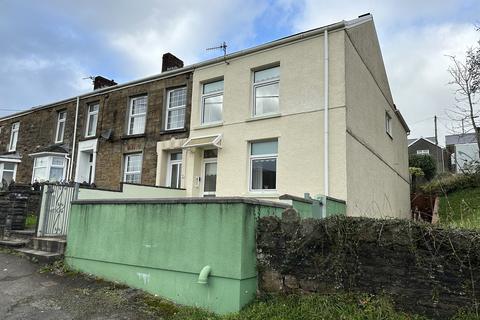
[257,210,480,319]
[0,185,42,235]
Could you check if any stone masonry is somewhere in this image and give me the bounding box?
[257,212,480,319]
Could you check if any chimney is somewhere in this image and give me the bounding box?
[162,53,184,72]
[93,76,117,90]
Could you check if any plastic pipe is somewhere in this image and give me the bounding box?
[197,265,211,284]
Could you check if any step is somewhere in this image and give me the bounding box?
[0,239,30,248]
[15,248,63,264]
[29,237,67,254]
[9,229,36,240]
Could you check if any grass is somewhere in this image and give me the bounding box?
[25,213,37,229]
[162,294,430,320]
[439,187,480,229]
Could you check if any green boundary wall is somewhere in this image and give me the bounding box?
[65,198,287,314]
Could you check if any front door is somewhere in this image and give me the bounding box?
[203,160,217,196]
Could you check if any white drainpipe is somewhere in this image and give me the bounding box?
[323,30,329,197]
[69,96,80,181]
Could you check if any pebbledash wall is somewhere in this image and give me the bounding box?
[65,198,288,314]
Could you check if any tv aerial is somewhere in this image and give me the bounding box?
[206,41,229,64]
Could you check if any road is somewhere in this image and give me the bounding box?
[0,251,161,319]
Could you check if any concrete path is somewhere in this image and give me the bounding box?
[0,251,161,319]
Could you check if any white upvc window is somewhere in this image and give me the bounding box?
[9,122,19,152]
[417,150,430,155]
[253,66,280,117]
[32,156,67,183]
[85,103,99,137]
[166,151,182,188]
[0,162,17,186]
[165,87,187,130]
[201,80,223,125]
[55,111,67,143]
[249,140,278,191]
[124,153,142,184]
[128,95,147,135]
[385,111,392,137]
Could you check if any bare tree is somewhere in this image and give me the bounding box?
[447,41,480,157]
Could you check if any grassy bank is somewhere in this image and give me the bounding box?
[439,187,480,229]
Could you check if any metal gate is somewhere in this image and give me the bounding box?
[37,183,78,237]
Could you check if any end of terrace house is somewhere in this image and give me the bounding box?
[0,13,410,219]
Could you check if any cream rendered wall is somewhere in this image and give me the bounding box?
[185,30,347,200]
[344,21,410,218]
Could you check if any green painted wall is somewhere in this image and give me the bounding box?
[65,200,285,314]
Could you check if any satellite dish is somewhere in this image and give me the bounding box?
[101,129,113,141]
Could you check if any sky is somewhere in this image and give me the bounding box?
[0,0,479,144]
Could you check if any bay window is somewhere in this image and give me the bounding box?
[0,162,16,187]
[124,153,142,184]
[128,96,147,135]
[253,66,280,116]
[250,140,278,191]
[201,80,223,124]
[32,156,67,183]
[165,87,187,130]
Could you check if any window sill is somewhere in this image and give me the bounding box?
[120,133,146,140]
[246,113,282,122]
[160,128,187,135]
[193,122,224,130]
[246,191,279,198]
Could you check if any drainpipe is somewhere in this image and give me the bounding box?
[323,30,329,197]
[69,96,80,181]
[197,265,211,284]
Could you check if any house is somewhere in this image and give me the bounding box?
[0,14,410,218]
[407,137,446,173]
[445,133,479,172]
[0,53,193,190]
[156,13,411,218]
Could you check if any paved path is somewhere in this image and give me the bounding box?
[0,251,159,319]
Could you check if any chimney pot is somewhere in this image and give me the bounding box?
[93,76,117,90]
[162,53,184,72]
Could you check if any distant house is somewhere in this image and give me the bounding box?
[445,133,479,172]
[407,137,445,173]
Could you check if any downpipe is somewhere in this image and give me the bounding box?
[197,265,212,284]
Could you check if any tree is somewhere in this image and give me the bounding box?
[409,154,436,181]
[446,35,480,157]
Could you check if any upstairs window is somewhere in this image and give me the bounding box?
[55,111,66,143]
[85,103,99,137]
[166,151,182,188]
[253,66,280,116]
[128,95,147,135]
[250,140,278,191]
[165,87,187,130]
[385,111,392,137]
[417,150,430,155]
[32,156,66,183]
[201,80,223,125]
[124,153,142,184]
[9,122,19,152]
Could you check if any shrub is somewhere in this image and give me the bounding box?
[409,155,436,180]
[422,172,480,194]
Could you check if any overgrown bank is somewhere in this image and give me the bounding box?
[257,213,480,319]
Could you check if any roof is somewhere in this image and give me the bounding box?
[29,144,70,156]
[408,137,438,147]
[445,133,477,146]
[0,13,409,133]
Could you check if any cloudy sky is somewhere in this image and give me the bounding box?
[0,0,479,143]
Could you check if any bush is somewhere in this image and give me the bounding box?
[422,172,480,194]
[409,154,436,180]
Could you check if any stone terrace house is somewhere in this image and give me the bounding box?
[0,54,193,190]
[162,14,411,218]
